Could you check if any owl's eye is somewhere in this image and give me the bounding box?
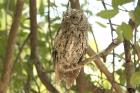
[72,16,76,19]
[71,15,78,19]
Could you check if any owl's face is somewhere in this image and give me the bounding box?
[63,9,83,25]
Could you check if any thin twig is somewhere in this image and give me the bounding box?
[101,1,115,92]
[14,34,30,63]
[64,55,98,72]
[104,2,129,12]
[99,38,122,59]
[29,0,59,92]
[48,0,53,51]
[90,25,99,52]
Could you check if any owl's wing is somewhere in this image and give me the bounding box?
[52,47,62,83]
[52,29,64,83]
[52,26,62,64]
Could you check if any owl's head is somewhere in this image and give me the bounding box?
[63,9,83,25]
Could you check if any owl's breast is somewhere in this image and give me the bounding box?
[54,25,87,65]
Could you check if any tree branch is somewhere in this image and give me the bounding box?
[123,18,137,93]
[123,39,135,93]
[29,0,59,93]
[77,69,113,93]
[62,37,123,73]
[15,34,30,63]
[99,38,122,60]
[87,46,123,93]
[0,0,24,93]
[69,0,80,9]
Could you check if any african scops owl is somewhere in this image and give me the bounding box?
[53,9,89,88]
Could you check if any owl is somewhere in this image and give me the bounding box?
[53,9,89,89]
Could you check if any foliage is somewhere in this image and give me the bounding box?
[130,71,140,86]
[0,0,140,93]
[116,22,133,41]
[112,0,132,8]
[96,9,118,19]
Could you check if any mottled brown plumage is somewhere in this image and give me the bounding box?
[53,9,88,88]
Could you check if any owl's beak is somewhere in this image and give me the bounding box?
[66,16,69,18]
[66,16,70,20]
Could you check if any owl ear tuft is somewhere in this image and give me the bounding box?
[63,11,67,16]
[76,9,83,13]
[78,10,84,16]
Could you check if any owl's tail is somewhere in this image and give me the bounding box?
[55,63,81,89]
[55,63,63,85]
[65,68,81,89]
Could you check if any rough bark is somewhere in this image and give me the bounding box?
[0,0,24,93]
[69,0,80,9]
[77,69,111,93]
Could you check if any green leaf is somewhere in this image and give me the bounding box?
[116,25,124,41]
[117,22,132,40]
[96,9,118,19]
[129,7,140,25]
[130,71,140,86]
[129,10,135,22]
[134,42,140,54]
[85,74,92,81]
[122,23,132,40]
[0,31,7,58]
[52,23,60,30]
[116,69,125,85]
[96,21,107,28]
[112,0,132,8]
[103,80,111,89]
[134,6,140,25]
